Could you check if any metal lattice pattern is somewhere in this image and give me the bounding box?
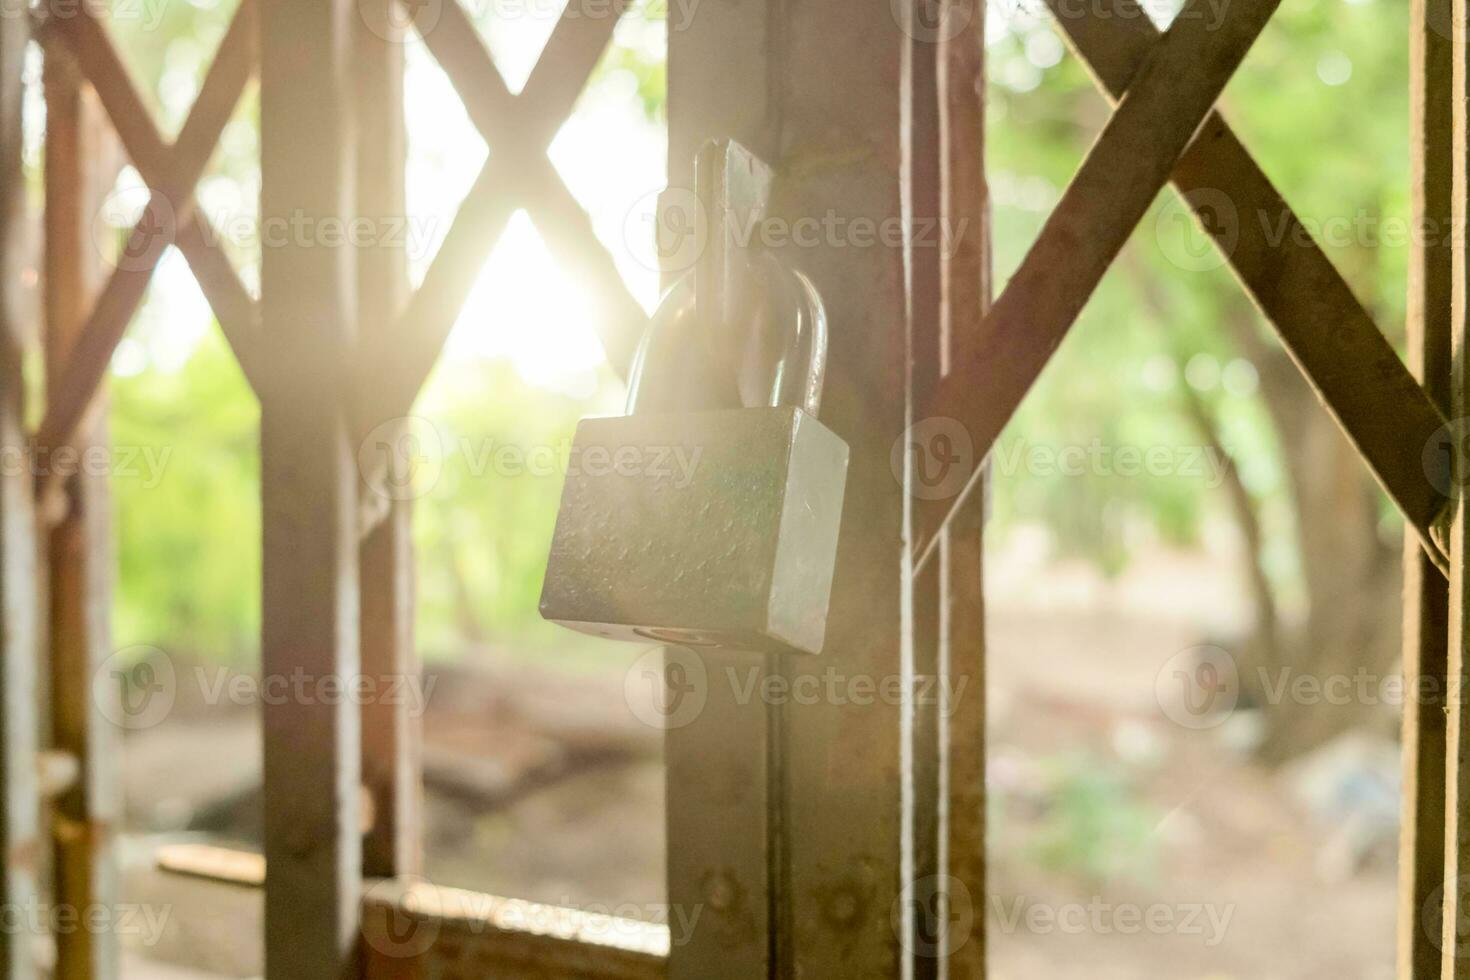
[915,0,1452,578]
[360,0,646,423]
[34,1,263,452]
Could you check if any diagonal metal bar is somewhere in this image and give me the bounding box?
[34,1,260,453]
[515,1,623,149]
[175,221,262,384]
[522,166,645,373]
[361,0,516,418]
[415,0,519,137]
[368,167,517,418]
[1044,0,1451,576]
[913,0,1282,568]
[363,0,639,418]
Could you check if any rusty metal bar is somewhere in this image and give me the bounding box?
[909,10,944,977]
[1038,0,1452,580]
[772,2,916,973]
[354,0,422,881]
[939,1,988,974]
[664,6,780,976]
[156,844,267,889]
[0,9,39,979]
[360,879,667,980]
[258,0,363,974]
[1400,0,1454,973]
[42,43,119,980]
[913,0,1282,568]
[1440,0,1470,966]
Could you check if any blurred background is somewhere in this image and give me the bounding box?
[25,0,1410,975]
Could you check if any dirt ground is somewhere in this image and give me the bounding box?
[115,540,1399,979]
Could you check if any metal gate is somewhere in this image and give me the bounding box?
[0,0,1462,976]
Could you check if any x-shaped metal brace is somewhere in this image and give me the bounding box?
[915,0,1452,579]
[33,0,263,466]
[356,0,646,425]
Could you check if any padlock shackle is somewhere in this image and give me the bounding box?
[775,263,828,419]
[626,257,829,419]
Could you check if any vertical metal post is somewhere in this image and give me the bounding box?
[909,7,945,978]
[939,2,988,976]
[1400,0,1451,974]
[665,5,778,976]
[258,0,363,974]
[0,10,39,980]
[42,44,120,980]
[354,0,421,882]
[775,0,920,969]
[1442,0,1470,968]
[669,0,979,974]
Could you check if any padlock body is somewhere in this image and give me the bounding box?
[539,406,849,656]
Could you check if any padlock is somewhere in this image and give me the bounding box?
[538,254,850,657]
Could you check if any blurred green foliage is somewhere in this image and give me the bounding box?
[1024,754,1159,884]
[987,0,1408,586]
